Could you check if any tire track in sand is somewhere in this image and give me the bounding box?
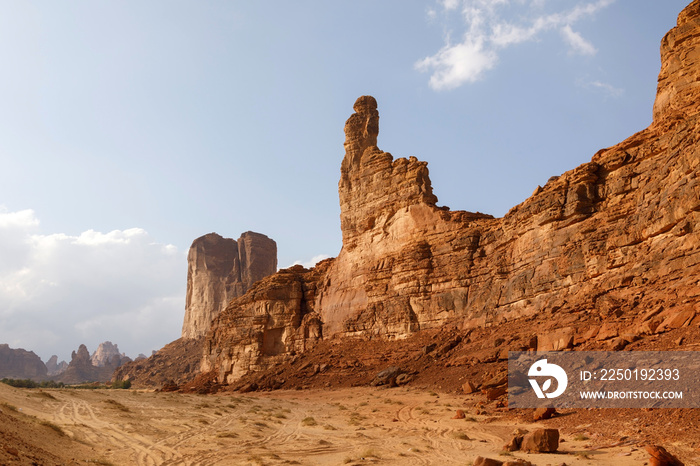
[54,397,185,466]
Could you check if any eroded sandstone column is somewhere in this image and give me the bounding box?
[182,232,277,339]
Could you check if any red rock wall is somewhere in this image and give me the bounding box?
[204,1,700,383]
[202,263,329,383]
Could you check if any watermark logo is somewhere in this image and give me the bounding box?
[528,359,568,398]
[509,351,698,408]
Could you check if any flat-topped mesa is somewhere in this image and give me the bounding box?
[653,0,700,124]
[339,96,438,247]
[182,231,277,339]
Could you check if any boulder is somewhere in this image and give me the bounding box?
[482,373,508,389]
[483,386,507,401]
[532,407,556,421]
[645,445,684,466]
[371,366,403,387]
[473,457,503,466]
[656,308,696,333]
[595,322,619,341]
[521,428,559,453]
[503,434,524,452]
[462,380,478,394]
[537,327,574,352]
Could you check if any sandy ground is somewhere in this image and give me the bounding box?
[0,382,664,466]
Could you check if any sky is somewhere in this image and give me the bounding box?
[0,0,691,363]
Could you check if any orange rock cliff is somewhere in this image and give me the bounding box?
[202,0,700,384]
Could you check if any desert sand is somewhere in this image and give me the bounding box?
[0,381,655,465]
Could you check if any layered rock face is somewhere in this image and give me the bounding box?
[202,262,329,383]
[653,0,700,124]
[320,95,495,337]
[204,1,700,384]
[182,232,277,339]
[0,344,48,380]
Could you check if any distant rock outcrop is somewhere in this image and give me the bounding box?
[57,344,127,384]
[182,232,277,339]
[0,344,48,380]
[57,344,94,384]
[203,0,700,384]
[90,341,123,367]
[45,355,68,377]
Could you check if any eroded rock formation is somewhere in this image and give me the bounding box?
[203,1,700,384]
[202,262,329,383]
[0,344,48,380]
[58,344,127,384]
[45,355,68,377]
[90,341,123,367]
[182,232,277,339]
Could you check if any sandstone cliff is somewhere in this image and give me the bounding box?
[203,1,700,384]
[203,262,330,382]
[0,344,48,380]
[182,232,277,339]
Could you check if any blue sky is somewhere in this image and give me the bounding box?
[0,0,690,362]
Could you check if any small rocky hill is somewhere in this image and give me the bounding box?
[0,344,48,380]
[202,0,700,385]
[112,337,203,387]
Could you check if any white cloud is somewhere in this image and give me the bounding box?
[415,37,497,90]
[442,0,461,10]
[73,228,147,246]
[0,207,40,275]
[0,208,185,362]
[417,0,615,90]
[288,254,331,269]
[0,208,39,229]
[579,78,624,97]
[561,24,597,55]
